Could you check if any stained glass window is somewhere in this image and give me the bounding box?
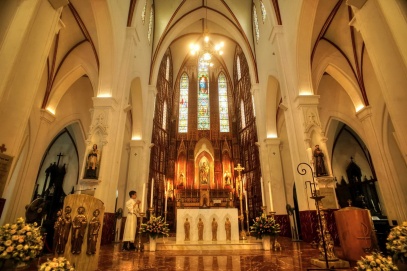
[165,56,170,81]
[241,99,246,128]
[218,73,229,132]
[148,5,154,44]
[141,1,147,24]
[260,0,267,23]
[163,100,167,130]
[178,73,189,133]
[198,55,210,130]
[237,56,241,81]
[253,4,260,43]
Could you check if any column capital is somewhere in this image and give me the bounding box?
[92,96,118,109]
[264,138,281,147]
[250,83,260,95]
[148,85,157,96]
[269,25,284,44]
[295,95,320,108]
[356,105,372,121]
[40,109,56,124]
[130,139,146,148]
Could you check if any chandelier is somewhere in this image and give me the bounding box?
[189,2,224,67]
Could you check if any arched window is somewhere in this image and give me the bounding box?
[240,99,246,128]
[218,73,229,132]
[198,54,210,130]
[178,73,189,133]
[253,4,260,43]
[148,5,154,44]
[237,56,241,81]
[165,56,170,81]
[163,100,167,130]
[260,0,267,23]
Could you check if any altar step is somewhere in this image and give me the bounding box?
[144,237,264,251]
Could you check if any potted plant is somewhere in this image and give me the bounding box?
[356,252,398,271]
[139,216,169,251]
[249,213,281,250]
[387,221,407,264]
[38,257,75,271]
[0,217,43,269]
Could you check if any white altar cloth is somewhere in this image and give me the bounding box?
[176,208,239,243]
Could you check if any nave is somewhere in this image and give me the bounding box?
[24,237,355,271]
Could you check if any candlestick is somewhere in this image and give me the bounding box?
[150,178,154,208]
[141,183,146,212]
[260,177,265,206]
[244,190,248,211]
[164,190,168,213]
[268,181,274,212]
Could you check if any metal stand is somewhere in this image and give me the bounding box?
[164,211,168,222]
[245,210,250,237]
[149,207,155,218]
[135,212,145,252]
[234,163,247,240]
[297,163,338,270]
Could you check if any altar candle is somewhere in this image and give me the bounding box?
[164,190,168,213]
[141,183,146,212]
[268,181,274,211]
[260,177,265,206]
[150,178,154,208]
[244,191,248,211]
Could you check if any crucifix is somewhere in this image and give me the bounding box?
[234,163,246,240]
[56,152,64,166]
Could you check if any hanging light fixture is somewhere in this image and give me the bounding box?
[189,0,224,66]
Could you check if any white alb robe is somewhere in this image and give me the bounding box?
[122,198,140,242]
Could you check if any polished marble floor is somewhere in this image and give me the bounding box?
[25,237,358,271]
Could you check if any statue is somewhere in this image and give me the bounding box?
[200,161,209,184]
[225,218,231,241]
[56,206,72,254]
[87,209,101,255]
[85,144,100,179]
[179,172,185,187]
[211,218,218,241]
[197,218,204,241]
[184,218,190,241]
[224,171,231,185]
[71,206,87,254]
[313,145,327,177]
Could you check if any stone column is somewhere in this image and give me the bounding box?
[349,0,407,164]
[356,106,407,222]
[264,138,287,214]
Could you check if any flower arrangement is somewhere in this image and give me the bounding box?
[387,221,407,263]
[249,213,281,239]
[355,252,399,271]
[139,216,169,239]
[39,257,75,271]
[0,217,43,267]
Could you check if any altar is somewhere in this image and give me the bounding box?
[176,208,240,243]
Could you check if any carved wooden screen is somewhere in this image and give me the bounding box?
[149,49,173,219]
[233,47,261,221]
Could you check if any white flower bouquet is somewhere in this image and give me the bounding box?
[355,252,399,271]
[39,257,75,271]
[140,216,169,239]
[387,221,407,263]
[0,217,43,267]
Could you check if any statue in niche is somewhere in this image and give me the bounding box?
[212,218,218,241]
[313,145,327,177]
[71,206,87,254]
[184,218,190,241]
[87,209,101,255]
[85,144,100,179]
[225,218,231,241]
[224,171,231,185]
[197,218,204,241]
[179,172,185,187]
[200,161,209,184]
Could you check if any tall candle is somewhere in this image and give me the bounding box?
[150,178,154,208]
[164,190,168,212]
[244,191,248,211]
[268,181,274,211]
[141,183,146,212]
[260,177,265,206]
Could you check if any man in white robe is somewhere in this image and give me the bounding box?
[122,190,140,251]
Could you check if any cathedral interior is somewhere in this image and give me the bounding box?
[0,0,406,270]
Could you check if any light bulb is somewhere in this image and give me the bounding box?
[219,51,223,55]
[204,35,209,43]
